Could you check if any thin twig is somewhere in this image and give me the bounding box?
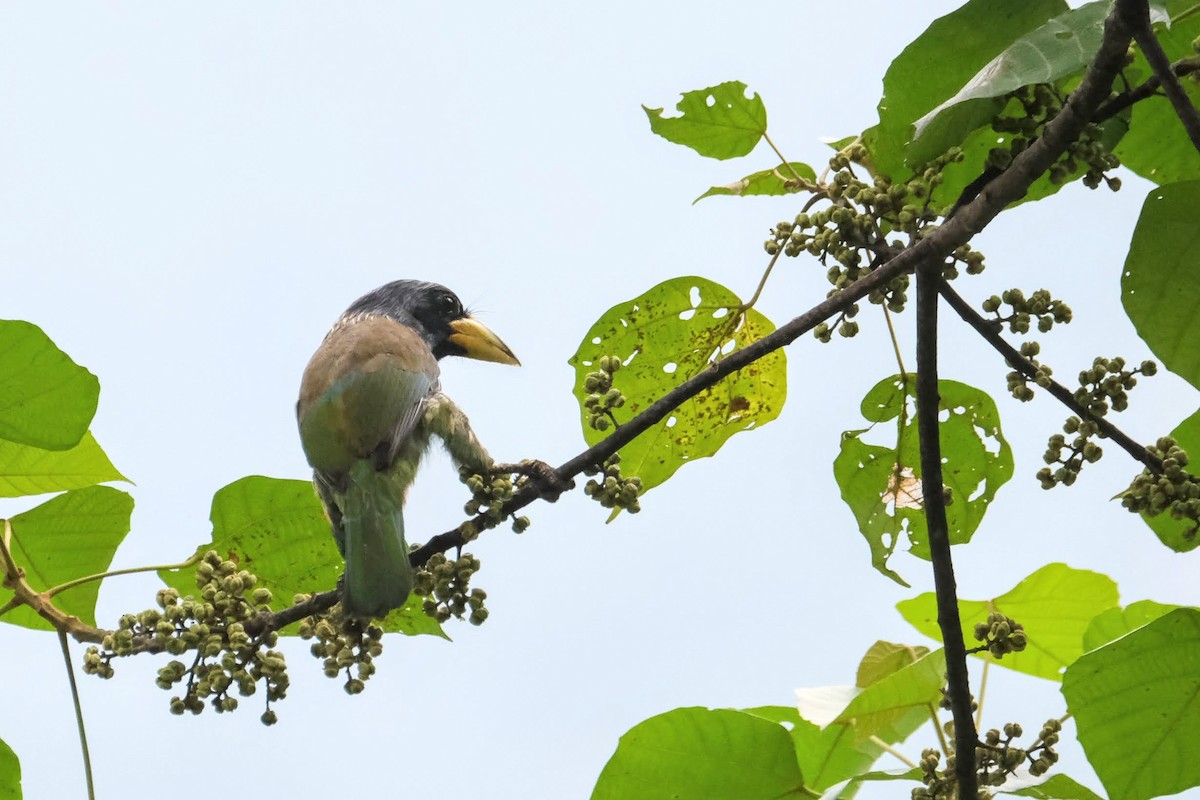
[1122,0,1200,152]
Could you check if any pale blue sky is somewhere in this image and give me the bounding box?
[2,3,1197,799]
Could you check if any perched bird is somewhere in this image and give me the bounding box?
[297,280,520,620]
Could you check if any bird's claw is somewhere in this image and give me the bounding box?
[494,459,574,502]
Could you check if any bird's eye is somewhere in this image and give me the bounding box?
[438,292,461,317]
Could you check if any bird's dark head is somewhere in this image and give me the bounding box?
[343,279,520,365]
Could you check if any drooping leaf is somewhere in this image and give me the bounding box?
[1082,599,1181,651]
[591,707,803,800]
[742,705,888,793]
[0,320,99,451]
[694,162,816,203]
[0,486,133,631]
[832,648,947,742]
[1121,181,1200,390]
[913,2,1166,140]
[834,376,1013,585]
[1063,608,1200,800]
[863,0,1066,182]
[818,768,924,800]
[0,739,18,800]
[857,640,931,688]
[158,475,444,638]
[0,432,126,498]
[1127,407,1200,551]
[569,277,786,492]
[1117,0,1200,185]
[643,81,767,160]
[896,563,1120,680]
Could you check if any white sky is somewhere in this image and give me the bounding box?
[2,3,1197,799]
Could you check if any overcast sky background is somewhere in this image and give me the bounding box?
[2,3,1198,799]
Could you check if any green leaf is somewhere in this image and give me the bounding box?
[694,162,816,203]
[913,1,1152,141]
[1063,608,1200,800]
[591,707,804,800]
[1001,773,1105,800]
[741,706,887,793]
[1083,599,1184,651]
[0,739,18,800]
[643,81,767,160]
[0,320,99,451]
[1116,1,1200,185]
[817,768,924,800]
[1129,407,1200,551]
[834,376,1013,585]
[1122,181,1200,390]
[863,0,1065,182]
[857,640,931,688]
[0,486,133,631]
[0,432,127,498]
[833,649,947,741]
[569,277,786,492]
[896,563,1120,680]
[158,476,445,638]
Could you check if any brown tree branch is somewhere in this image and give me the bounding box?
[1121,0,1200,153]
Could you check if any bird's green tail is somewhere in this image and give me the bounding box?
[340,460,415,620]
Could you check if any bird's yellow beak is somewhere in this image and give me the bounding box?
[449,317,521,366]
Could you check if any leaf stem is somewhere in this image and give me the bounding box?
[975,660,989,729]
[45,552,204,599]
[761,132,805,184]
[743,247,783,310]
[869,734,918,768]
[883,306,907,377]
[59,628,96,800]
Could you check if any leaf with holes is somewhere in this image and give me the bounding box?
[643,81,767,160]
[896,563,1119,681]
[834,376,1013,585]
[694,161,816,203]
[568,277,786,493]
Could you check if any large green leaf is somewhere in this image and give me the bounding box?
[897,563,1120,680]
[1082,599,1181,651]
[912,2,1165,142]
[1131,407,1200,551]
[643,81,767,160]
[569,277,786,492]
[834,376,1013,585]
[1122,181,1200,390]
[1116,1,1200,185]
[863,0,1066,182]
[1063,608,1200,800]
[694,161,817,203]
[0,738,18,800]
[591,707,804,800]
[1003,774,1106,800]
[0,432,126,498]
[832,649,947,742]
[159,476,444,637]
[0,486,133,631]
[0,320,99,451]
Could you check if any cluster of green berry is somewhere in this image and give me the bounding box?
[298,607,383,695]
[413,551,489,625]
[978,719,1062,782]
[765,145,971,343]
[913,747,955,800]
[1121,437,1200,536]
[1006,341,1054,403]
[988,84,1121,190]
[982,288,1073,335]
[583,453,643,514]
[582,356,626,431]
[462,467,514,525]
[1073,356,1155,415]
[82,550,288,725]
[1038,414,1102,488]
[970,611,1028,659]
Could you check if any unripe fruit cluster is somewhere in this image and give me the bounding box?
[298,607,384,695]
[461,466,515,526]
[972,611,1028,659]
[583,453,643,514]
[583,356,626,432]
[1121,437,1200,530]
[982,288,1072,336]
[83,550,288,725]
[413,552,489,626]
